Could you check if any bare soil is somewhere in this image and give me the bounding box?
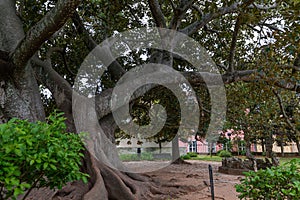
[143,160,241,200]
[21,160,241,200]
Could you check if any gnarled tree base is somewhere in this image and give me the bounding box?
[24,152,186,200]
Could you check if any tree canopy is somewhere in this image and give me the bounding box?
[0,0,299,199]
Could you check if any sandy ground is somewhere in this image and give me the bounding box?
[138,160,242,200]
[21,160,242,200]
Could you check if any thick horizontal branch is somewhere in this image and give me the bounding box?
[95,68,299,119]
[12,0,81,69]
[250,2,277,10]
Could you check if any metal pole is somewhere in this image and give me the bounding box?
[208,165,215,200]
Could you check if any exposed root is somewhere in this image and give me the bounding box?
[172,158,192,165]
[22,152,196,200]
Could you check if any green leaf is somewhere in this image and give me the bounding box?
[30,160,35,165]
[50,164,57,170]
[43,162,48,170]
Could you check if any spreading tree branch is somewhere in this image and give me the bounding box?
[72,12,126,81]
[12,0,81,69]
[181,0,256,36]
[227,14,242,73]
[181,2,240,35]
[273,89,299,136]
[169,0,195,30]
[148,0,167,28]
[31,55,75,131]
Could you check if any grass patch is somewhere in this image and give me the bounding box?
[119,152,153,161]
[184,154,223,162]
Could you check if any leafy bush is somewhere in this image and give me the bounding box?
[0,112,89,200]
[236,159,300,199]
[181,154,191,160]
[217,150,232,157]
[187,152,198,157]
[240,150,246,156]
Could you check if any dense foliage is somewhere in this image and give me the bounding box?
[236,159,300,199]
[0,112,88,200]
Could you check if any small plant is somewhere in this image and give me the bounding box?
[187,152,198,157]
[0,112,89,200]
[217,150,232,157]
[236,159,300,199]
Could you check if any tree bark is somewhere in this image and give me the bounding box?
[0,0,45,122]
[280,134,284,157]
[295,138,300,156]
[172,134,180,161]
[265,132,274,158]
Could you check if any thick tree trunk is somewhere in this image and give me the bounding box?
[0,1,191,200]
[0,0,45,122]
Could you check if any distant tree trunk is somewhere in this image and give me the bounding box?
[159,141,162,154]
[280,135,284,157]
[261,138,265,153]
[172,134,180,161]
[209,142,214,157]
[245,140,254,159]
[265,132,274,158]
[295,138,300,156]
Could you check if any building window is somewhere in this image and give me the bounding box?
[189,140,197,152]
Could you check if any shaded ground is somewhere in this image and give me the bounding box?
[21,160,241,200]
[125,160,241,199]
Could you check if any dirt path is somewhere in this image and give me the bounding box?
[143,160,242,199]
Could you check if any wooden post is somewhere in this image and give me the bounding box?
[209,165,215,200]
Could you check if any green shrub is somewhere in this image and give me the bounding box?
[236,159,300,199]
[217,150,232,157]
[181,154,191,160]
[240,150,246,156]
[187,152,198,157]
[0,112,89,200]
